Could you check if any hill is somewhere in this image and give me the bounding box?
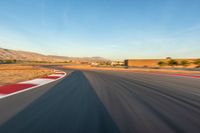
[0,48,109,63]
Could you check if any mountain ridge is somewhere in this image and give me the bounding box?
[0,48,110,62]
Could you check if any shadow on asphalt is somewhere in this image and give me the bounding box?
[0,71,120,133]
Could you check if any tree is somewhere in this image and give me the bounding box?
[158,61,166,67]
[180,60,190,67]
[166,57,172,60]
[168,59,178,67]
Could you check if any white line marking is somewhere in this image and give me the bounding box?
[19,79,54,85]
[48,74,63,77]
[0,94,5,99]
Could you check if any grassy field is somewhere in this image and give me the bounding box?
[0,64,53,85]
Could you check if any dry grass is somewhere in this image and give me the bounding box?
[0,64,53,85]
[63,65,200,75]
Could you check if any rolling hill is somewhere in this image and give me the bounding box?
[0,48,109,63]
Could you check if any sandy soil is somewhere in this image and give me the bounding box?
[63,65,200,75]
[0,64,53,85]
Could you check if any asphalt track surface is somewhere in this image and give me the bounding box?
[0,68,200,133]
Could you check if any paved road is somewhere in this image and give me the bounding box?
[0,69,200,133]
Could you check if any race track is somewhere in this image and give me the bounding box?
[0,68,200,133]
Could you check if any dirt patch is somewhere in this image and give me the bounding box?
[63,65,200,75]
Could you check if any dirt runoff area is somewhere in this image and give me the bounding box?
[63,65,200,75]
[0,64,54,85]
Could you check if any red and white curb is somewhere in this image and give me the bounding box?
[0,70,67,99]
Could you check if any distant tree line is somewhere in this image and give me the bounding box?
[158,58,200,68]
[0,59,17,64]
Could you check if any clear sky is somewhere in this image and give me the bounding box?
[0,0,200,60]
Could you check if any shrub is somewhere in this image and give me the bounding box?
[168,59,178,67]
[194,59,200,65]
[180,60,190,67]
[158,61,166,67]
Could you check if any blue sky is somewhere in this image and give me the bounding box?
[0,0,200,60]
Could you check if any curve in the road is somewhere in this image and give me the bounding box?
[0,69,200,133]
